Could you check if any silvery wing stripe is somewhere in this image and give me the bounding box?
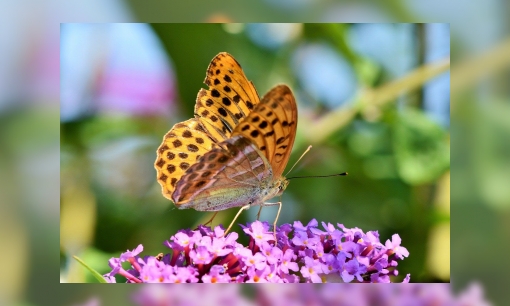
[230,136,268,182]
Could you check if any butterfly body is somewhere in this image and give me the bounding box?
[155,52,297,218]
[175,175,287,212]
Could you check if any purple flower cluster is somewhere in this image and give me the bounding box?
[104,219,410,283]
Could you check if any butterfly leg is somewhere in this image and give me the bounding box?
[223,204,250,237]
[203,212,219,226]
[256,207,263,220]
[261,201,282,244]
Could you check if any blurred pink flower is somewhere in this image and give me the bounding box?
[61,23,176,120]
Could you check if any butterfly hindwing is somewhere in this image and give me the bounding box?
[172,135,272,211]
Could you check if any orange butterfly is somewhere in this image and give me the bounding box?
[155,52,297,236]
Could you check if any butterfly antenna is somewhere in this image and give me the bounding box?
[285,145,312,177]
[287,172,348,180]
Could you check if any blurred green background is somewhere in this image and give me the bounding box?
[1,0,509,305]
[59,23,450,285]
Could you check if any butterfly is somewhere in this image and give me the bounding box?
[154,52,297,237]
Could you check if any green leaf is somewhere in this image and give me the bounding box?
[73,255,108,283]
[393,108,450,185]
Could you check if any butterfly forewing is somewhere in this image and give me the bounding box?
[195,53,261,143]
[232,85,297,178]
[203,53,260,114]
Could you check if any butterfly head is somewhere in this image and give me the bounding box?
[274,177,289,197]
